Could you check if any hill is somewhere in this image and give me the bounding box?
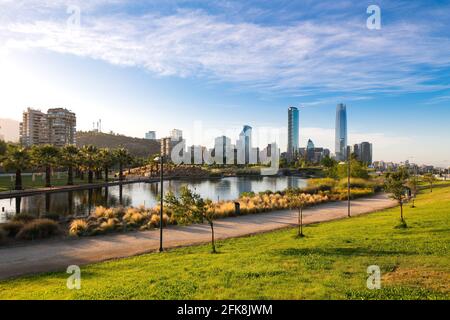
[76,131,160,158]
[0,118,20,142]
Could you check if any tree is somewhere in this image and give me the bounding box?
[80,145,98,184]
[99,148,116,182]
[337,159,369,179]
[1,145,31,190]
[423,173,437,193]
[114,148,131,181]
[0,140,7,156]
[164,186,217,253]
[385,168,410,223]
[407,175,418,208]
[287,190,307,237]
[60,145,80,185]
[31,144,60,187]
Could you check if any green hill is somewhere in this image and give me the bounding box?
[76,131,160,158]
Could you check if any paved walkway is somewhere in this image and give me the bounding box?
[0,194,396,280]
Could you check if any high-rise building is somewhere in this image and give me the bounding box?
[353,144,360,159]
[145,131,156,140]
[20,108,49,146]
[170,129,183,141]
[287,106,299,161]
[237,125,252,164]
[214,136,232,164]
[306,139,315,163]
[47,108,76,147]
[335,103,348,161]
[359,142,373,165]
[20,108,76,147]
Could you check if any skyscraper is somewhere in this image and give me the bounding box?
[335,103,348,161]
[214,136,232,164]
[237,125,252,164]
[359,142,373,165]
[170,129,183,141]
[287,106,299,161]
[47,108,77,147]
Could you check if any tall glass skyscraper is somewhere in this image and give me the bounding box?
[335,103,348,161]
[238,125,252,164]
[287,106,299,160]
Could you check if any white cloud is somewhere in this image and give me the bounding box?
[1,6,450,96]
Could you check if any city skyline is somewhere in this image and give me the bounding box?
[1,1,450,167]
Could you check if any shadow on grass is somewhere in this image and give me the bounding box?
[277,247,414,257]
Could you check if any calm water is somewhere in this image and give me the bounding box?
[0,176,307,222]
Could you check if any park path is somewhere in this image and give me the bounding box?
[0,194,396,280]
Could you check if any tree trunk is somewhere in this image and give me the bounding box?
[67,166,74,185]
[430,183,433,193]
[104,166,109,182]
[298,207,304,237]
[45,165,51,187]
[210,221,217,253]
[88,170,93,184]
[400,201,404,222]
[80,171,85,180]
[119,163,124,181]
[15,169,22,190]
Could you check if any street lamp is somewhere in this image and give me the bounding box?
[154,155,164,252]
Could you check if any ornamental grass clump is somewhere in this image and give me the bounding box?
[69,219,89,237]
[16,219,60,240]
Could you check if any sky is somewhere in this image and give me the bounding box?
[0,0,450,167]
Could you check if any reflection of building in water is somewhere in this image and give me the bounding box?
[287,176,299,189]
[236,178,253,196]
[212,179,232,200]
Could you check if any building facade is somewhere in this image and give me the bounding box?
[214,136,232,164]
[287,106,299,161]
[335,103,348,161]
[145,131,156,140]
[237,125,252,164]
[47,108,76,147]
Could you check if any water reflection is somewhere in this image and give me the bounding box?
[0,176,307,221]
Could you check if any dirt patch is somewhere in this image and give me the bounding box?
[383,267,450,293]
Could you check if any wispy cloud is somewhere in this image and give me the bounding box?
[1,1,450,97]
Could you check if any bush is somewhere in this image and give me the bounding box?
[42,213,60,221]
[0,221,24,237]
[12,213,35,223]
[0,229,6,245]
[16,219,61,240]
[69,219,89,237]
[99,218,120,233]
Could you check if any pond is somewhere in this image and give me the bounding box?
[0,176,307,222]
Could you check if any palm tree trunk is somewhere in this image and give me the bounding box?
[88,170,93,184]
[67,166,74,185]
[15,169,22,190]
[45,165,51,187]
[104,166,109,182]
[210,221,216,253]
[119,163,124,181]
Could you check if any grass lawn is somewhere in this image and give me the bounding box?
[0,187,449,300]
[0,173,109,192]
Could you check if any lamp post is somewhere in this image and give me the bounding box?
[154,155,164,252]
[347,149,351,217]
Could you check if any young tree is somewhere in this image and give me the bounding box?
[287,190,307,237]
[407,175,418,208]
[1,145,31,190]
[385,168,410,223]
[423,173,437,193]
[31,144,60,187]
[60,145,80,185]
[164,186,217,253]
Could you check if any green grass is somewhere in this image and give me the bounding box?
[0,173,107,192]
[0,186,449,300]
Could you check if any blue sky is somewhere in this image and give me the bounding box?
[0,0,450,166]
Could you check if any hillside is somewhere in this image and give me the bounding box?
[76,131,160,158]
[0,118,20,142]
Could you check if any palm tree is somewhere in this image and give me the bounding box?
[80,145,98,184]
[1,145,31,190]
[99,148,116,182]
[31,144,60,187]
[60,145,80,185]
[114,148,131,181]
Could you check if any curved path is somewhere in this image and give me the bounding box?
[0,194,396,280]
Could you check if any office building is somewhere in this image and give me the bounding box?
[237,125,252,164]
[287,106,299,161]
[145,131,156,140]
[214,136,232,164]
[335,103,348,161]
[170,129,183,141]
[47,108,76,147]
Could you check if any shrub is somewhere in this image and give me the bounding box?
[16,219,60,240]
[99,218,120,233]
[149,214,168,227]
[93,206,116,219]
[42,213,60,221]
[69,219,89,237]
[12,213,35,223]
[0,228,6,245]
[123,208,148,226]
[0,221,24,237]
